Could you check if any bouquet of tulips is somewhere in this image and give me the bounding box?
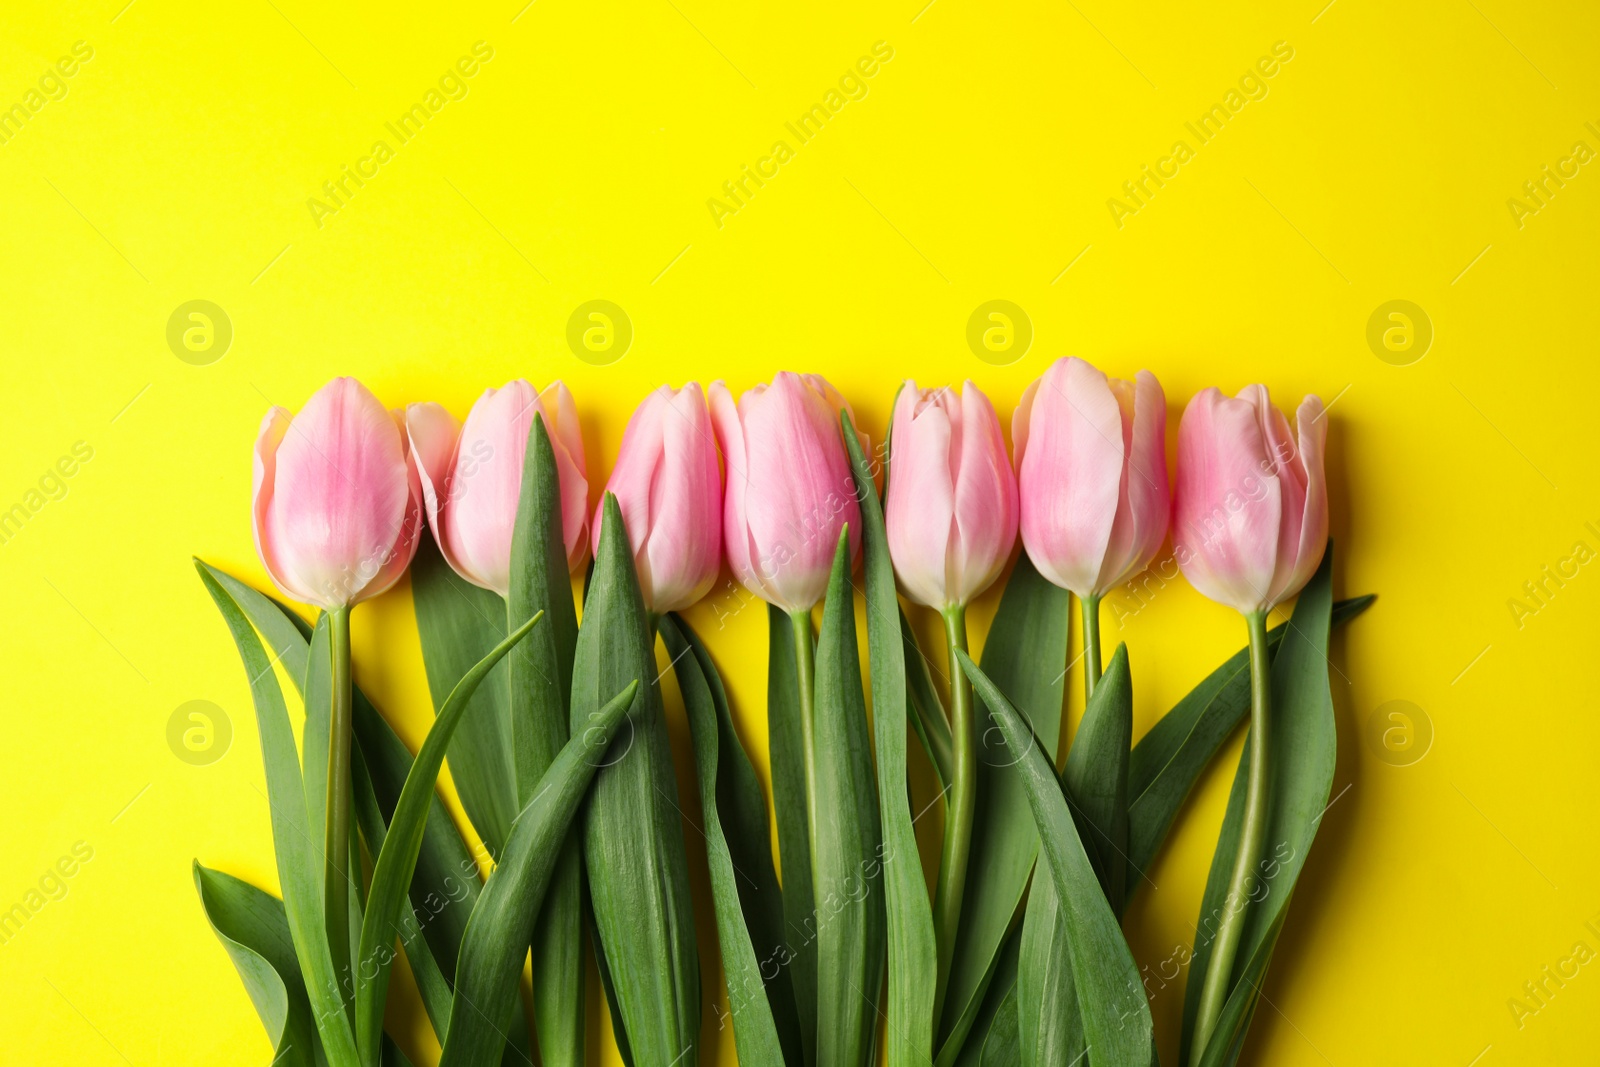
[194,359,1371,1067]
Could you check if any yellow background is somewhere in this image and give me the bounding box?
[2,0,1597,1063]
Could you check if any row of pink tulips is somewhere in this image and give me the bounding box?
[251,360,1327,623]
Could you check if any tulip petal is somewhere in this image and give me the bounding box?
[539,382,591,571]
[1273,395,1329,605]
[887,382,957,609]
[252,406,320,605]
[948,381,1017,604]
[406,401,465,574]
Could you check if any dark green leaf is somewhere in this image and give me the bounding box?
[1124,594,1373,901]
[902,607,952,795]
[439,680,639,1067]
[571,494,700,1067]
[768,603,818,1067]
[843,410,936,1067]
[811,527,887,1067]
[411,535,517,856]
[660,615,803,1067]
[952,928,1019,1067]
[937,557,1069,1065]
[354,612,542,1064]
[193,862,320,1067]
[956,648,1153,1067]
[508,415,586,1067]
[1179,545,1338,1067]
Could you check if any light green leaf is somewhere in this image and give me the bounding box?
[843,410,936,1067]
[193,862,320,1067]
[660,615,803,1066]
[937,557,1069,1066]
[197,563,359,1067]
[572,494,700,1067]
[439,680,639,1067]
[956,647,1153,1067]
[1179,545,1338,1067]
[768,603,818,1067]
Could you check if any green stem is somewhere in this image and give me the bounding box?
[789,609,819,881]
[1082,593,1103,703]
[325,604,354,1011]
[1190,610,1271,1064]
[932,604,975,1022]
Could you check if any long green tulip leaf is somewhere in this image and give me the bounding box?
[197,563,360,1066]
[439,679,639,1067]
[936,556,1069,1065]
[812,526,887,1067]
[955,647,1154,1067]
[572,494,700,1067]
[1125,594,1373,899]
[768,603,818,1067]
[1017,643,1132,1067]
[508,414,585,1067]
[411,535,518,856]
[903,607,953,793]
[354,611,542,1065]
[952,927,1020,1067]
[843,410,936,1067]
[660,615,803,1067]
[193,862,320,1067]
[1179,545,1338,1067]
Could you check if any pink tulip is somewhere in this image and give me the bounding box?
[709,373,860,613]
[591,384,722,614]
[885,381,1018,609]
[1173,385,1328,614]
[253,377,423,610]
[407,380,589,597]
[1013,357,1170,599]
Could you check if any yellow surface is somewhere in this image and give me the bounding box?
[2,0,1597,1063]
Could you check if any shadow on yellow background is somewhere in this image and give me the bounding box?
[2,0,1597,1063]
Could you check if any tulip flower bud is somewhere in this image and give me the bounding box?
[1173,385,1328,614]
[407,380,590,597]
[1013,357,1171,599]
[252,377,423,609]
[708,372,861,613]
[591,383,723,614]
[885,380,1018,609]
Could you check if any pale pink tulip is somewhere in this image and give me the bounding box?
[709,373,860,613]
[885,381,1018,609]
[253,377,422,609]
[407,380,589,597]
[591,384,722,614]
[1173,385,1328,614]
[1013,357,1170,598]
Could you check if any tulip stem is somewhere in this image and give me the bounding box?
[788,609,820,882]
[325,604,354,1013]
[1081,594,1103,702]
[1190,609,1271,1064]
[932,604,975,1023]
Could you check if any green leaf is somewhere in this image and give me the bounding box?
[571,494,700,1067]
[193,862,320,1067]
[411,535,518,856]
[812,526,887,1067]
[955,648,1153,1067]
[439,679,639,1067]
[196,564,360,1067]
[952,928,1019,1067]
[1179,545,1339,1067]
[660,615,803,1067]
[768,603,818,1067]
[843,410,936,1067]
[508,414,586,1067]
[1125,594,1373,901]
[977,984,1019,1067]
[200,561,535,1066]
[1017,643,1131,1067]
[936,557,1069,1065]
[354,611,542,1066]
